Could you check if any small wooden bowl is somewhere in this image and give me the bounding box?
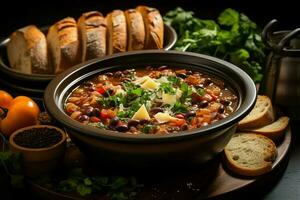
[9,125,67,177]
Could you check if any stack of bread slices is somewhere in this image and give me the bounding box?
[224,95,290,177]
[7,6,164,75]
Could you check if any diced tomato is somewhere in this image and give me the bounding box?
[170,118,186,126]
[100,109,116,119]
[100,109,109,119]
[90,116,101,123]
[96,86,106,95]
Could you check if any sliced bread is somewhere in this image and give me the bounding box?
[7,25,51,74]
[224,133,277,176]
[106,10,127,55]
[47,17,80,74]
[238,95,275,130]
[125,9,145,51]
[136,6,164,49]
[77,11,107,62]
[244,116,290,141]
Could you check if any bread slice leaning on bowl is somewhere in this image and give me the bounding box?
[106,10,127,55]
[47,17,80,74]
[7,25,51,74]
[238,95,275,130]
[77,11,107,62]
[136,5,164,49]
[124,9,145,51]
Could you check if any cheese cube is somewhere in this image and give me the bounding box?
[132,104,151,120]
[154,112,176,124]
[141,78,159,90]
[162,93,177,105]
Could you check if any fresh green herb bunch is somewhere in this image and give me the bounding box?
[164,8,266,82]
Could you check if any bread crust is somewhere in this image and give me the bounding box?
[47,17,80,74]
[78,11,106,61]
[238,95,275,130]
[224,133,277,177]
[136,6,164,49]
[7,25,51,74]
[244,116,290,141]
[106,10,127,55]
[125,9,145,50]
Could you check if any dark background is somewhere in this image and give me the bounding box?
[0,0,299,39]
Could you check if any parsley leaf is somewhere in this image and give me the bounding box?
[160,82,176,94]
[172,102,188,114]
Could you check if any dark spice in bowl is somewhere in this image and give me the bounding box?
[13,127,62,148]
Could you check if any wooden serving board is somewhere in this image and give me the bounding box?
[28,128,291,200]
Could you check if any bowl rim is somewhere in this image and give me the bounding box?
[44,50,257,143]
[0,24,177,82]
[9,125,67,152]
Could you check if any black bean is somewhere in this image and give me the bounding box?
[150,107,164,115]
[158,66,168,71]
[110,117,119,126]
[128,119,140,127]
[198,100,209,108]
[220,99,231,106]
[202,78,212,86]
[93,108,100,117]
[185,111,196,119]
[81,106,94,116]
[219,105,225,113]
[116,124,129,132]
[83,81,94,88]
[114,71,123,77]
[176,73,187,79]
[79,115,89,122]
[105,72,113,77]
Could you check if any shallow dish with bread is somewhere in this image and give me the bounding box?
[0,6,177,105]
[44,50,257,167]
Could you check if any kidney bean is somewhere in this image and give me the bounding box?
[116,124,129,132]
[110,117,119,126]
[114,71,123,77]
[185,111,196,118]
[198,100,209,108]
[175,114,185,119]
[128,119,140,127]
[139,119,149,125]
[79,115,89,122]
[90,116,101,123]
[176,73,187,79]
[81,106,94,116]
[219,105,225,113]
[150,107,163,115]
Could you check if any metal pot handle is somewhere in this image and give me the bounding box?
[262,19,278,49]
[280,28,300,54]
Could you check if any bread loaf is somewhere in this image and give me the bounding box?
[7,25,51,74]
[106,10,127,55]
[125,9,145,51]
[136,6,164,49]
[78,11,107,62]
[238,95,275,130]
[224,133,277,176]
[47,17,80,74]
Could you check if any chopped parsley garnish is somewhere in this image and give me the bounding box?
[180,82,193,102]
[160,82,176,94]
[172,102,188,114]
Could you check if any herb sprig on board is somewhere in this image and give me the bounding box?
[164,8,266,82]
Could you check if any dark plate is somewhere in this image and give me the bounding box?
[0,24,177,83]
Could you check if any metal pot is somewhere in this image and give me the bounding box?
[261,19,300,120]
